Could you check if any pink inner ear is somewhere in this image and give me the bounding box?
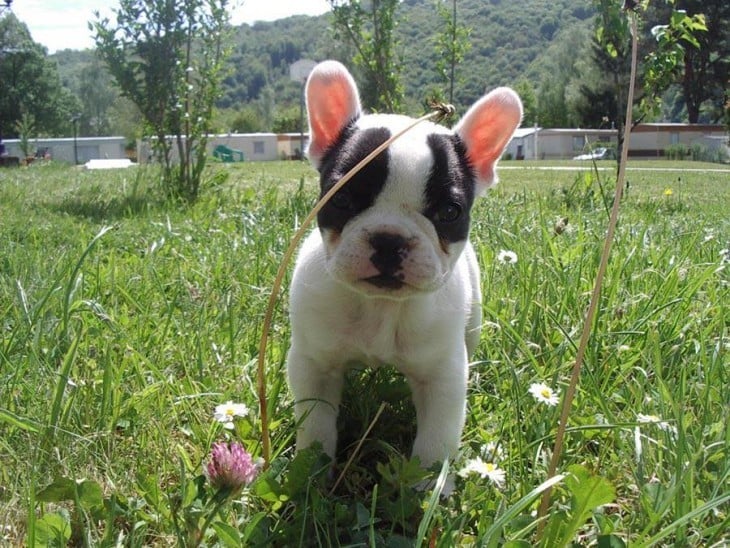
[306,62,361,164]
[455,88,522,190]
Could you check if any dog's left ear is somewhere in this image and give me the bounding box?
[454,87,522,193]
[305,61,362,168]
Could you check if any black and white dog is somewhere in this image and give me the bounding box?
[287,61,522,471]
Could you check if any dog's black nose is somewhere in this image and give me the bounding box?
[369,232,409,274]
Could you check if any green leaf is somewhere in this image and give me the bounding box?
[354,502,371,530]
[76,480,104,509]
[284,444,329,496]
[253,475,287,504]
[565,464,616,519]
[240,512,269,544]
[36,478,76,503]
[33,512,71,546]
[542,465,615,546]
[597,534,627,548]
[135,472,168,516]
[181,478,198,508]
[211,521,242,547]
[36,478,103,510]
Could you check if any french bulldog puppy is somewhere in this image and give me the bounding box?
[287,60,522,470]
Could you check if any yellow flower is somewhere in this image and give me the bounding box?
[664,188,673,196]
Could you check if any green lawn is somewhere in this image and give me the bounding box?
[0,159,728,546]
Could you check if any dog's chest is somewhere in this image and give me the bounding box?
[333,298,421,366]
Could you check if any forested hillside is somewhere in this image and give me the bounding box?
[39,0,727,137]
[48,0,593,133]
[209,0,594,114]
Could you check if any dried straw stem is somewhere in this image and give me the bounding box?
[536,10,640,535]
[256,107,454,466]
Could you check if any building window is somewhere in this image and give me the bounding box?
[253,141,265,155]
[573,136,585,151]
[670,132,679,145]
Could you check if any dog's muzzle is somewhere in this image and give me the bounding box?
[364,232,413,289]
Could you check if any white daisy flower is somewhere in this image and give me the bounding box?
[497,249,518,264]
[214,401,249,430]
[458,457,505,488]
[482,441,505,461]
[529,382,560,406]
[636,413,677,434]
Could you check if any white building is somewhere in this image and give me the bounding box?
[2,136,127,164]
[137,133,279,164]
[504,124,727,160]
[630,123,727,158]
[277,133,309,160]
[506,127,618,160]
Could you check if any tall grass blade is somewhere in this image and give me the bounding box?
[416,458,449,547]
[483,474,565,545]
[635,492,730,548]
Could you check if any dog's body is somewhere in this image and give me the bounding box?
[287,61,522,468]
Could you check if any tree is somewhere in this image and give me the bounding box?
[328,0,404,112]
[573,32,631,131]
[77,59,118,136]
[107,95,144,145]
[0,13,78,139]
[92,0,232,202]
[434,0,472,105]
[228,106,264,133]
[536,25,590,128]
[644,0,727,123]
[257,85,275,132]
[583,0,633,137]
[579,0,705,149]
[513,80,538,127]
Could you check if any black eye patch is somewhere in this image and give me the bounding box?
[317,125,391,234]
[423,133,476,245]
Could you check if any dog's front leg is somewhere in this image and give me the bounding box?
[407,354,468,469]
[287,346,343,460]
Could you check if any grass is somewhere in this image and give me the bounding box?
[0,158,728,546]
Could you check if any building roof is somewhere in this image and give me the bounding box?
[539,128,618,136]
[633,123,725,133]
[4,136,126,144]
[512,127,541,138]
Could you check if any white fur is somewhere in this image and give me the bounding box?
[287,60,521,471]
[288,230,481,466]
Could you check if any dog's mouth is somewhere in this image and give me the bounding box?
[362,273,406,290]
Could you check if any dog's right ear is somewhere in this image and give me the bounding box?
[306,61,362,168]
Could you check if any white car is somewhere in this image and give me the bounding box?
[573,147,613,160]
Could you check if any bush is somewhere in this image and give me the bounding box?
[664,143,686,160]
[665,143,729,163]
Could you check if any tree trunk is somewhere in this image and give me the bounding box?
[683,53,701,123]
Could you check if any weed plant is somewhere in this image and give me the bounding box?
[0,160,728,546]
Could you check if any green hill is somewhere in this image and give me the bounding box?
[50,0,594,129]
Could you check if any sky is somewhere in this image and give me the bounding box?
[9,0,331,54]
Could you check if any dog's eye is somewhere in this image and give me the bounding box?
[329,190,352,210]
[434,202,462,223]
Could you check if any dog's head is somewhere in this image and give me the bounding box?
[306,61,522,299]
